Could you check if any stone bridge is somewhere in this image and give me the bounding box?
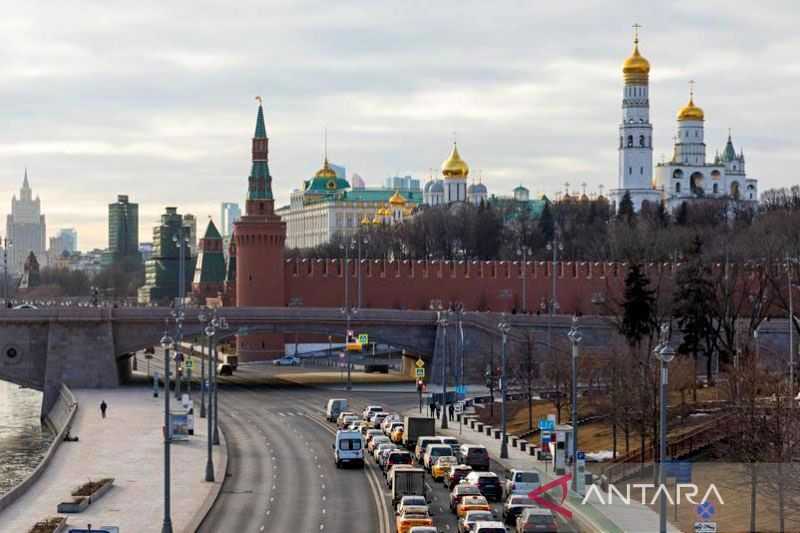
[0,307,793,416]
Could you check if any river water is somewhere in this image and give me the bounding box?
[0,380,53,497]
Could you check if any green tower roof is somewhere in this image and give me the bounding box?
[254,105,267,138]
[203,219,222,240]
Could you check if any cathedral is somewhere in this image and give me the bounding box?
[610,29,758,211]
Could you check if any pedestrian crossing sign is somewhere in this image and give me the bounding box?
[415,358,425,368]
[358,334,369,345]
[415,367,425,378]
[185,360,193,370]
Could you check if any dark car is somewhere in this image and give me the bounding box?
[218,363,233,376]
[384,450,413,473]
[516,508,558,532]
[444,464,473,490]
[467,472,502,502]
[449,484,482,513]
[503,495,536,525]
[460,445,490,471]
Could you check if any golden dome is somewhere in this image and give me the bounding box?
[360,214,371,225]
[388,190,407,205]
[622,39,650,85]
[314,158,337,179]
[441,143,470,179]
[371,214,381,225]
[677,95,704,121]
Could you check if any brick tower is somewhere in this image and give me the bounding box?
[232,101,287,360]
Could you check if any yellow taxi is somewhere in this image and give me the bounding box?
[390,426,404,444]
[431,455,458,482]
[395,505,434,533]
[456,495,491,518]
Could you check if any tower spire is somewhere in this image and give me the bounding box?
[633,23,641,45]
[22,168,29,189]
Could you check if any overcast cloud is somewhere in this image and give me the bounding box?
[1,1,797,249]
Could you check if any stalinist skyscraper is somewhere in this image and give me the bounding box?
[6,170,46,275]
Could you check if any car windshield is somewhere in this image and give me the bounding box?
[469,448,488,456]
[339,439,361,450]
[403,497,426,506]
[466,512,492,521]
[514,472,540,483]
[509,496,534,505]
[457,486,481,495]
[526,515,555,525]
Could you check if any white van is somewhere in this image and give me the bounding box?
[333,430,364,468]
[326,398,348,422]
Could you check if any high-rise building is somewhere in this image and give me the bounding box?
[108,195,139,262]
[220,202,241,237]
[137,207,196,304]
[183,213,197,255]
[6,170,46,275]
[50,228,77,255]
[384,175,421,192]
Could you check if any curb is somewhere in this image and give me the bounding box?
[183,420,229,533]
[0,385,78,514]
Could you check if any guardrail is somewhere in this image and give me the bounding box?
[602,411,736,486]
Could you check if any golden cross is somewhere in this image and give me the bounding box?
[689,80,695,98]
[633,23,641,43]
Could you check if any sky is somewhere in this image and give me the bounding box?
[1,1,798,250]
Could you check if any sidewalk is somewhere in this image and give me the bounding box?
[0,387,225,532]
[409,407,681,533]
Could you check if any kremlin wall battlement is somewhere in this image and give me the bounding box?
[283,258,688,314]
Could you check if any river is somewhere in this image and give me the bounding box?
[0,380,53,497]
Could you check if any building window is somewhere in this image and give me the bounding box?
[639,135,645,147]
[640,166,643,175]
[627,136,633,148]
[713,183,718,194]
[676,182,681,193]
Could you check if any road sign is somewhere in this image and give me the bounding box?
[454,402,464,414]
[539,419,555,431]
[185,360,193,370]
[415,358,425,368]
[665,460,692,483]
[358,333,369,345]
[693,523,718,533]
[576,451,585,461]
[415,367,425,378]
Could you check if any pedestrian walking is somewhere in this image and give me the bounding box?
[427,402,432,417]
[100,400,108,419]
[448,403,454,421]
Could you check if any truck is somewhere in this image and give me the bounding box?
[390,467,427,505]
[403,416,435,449]
[224,354,239,370]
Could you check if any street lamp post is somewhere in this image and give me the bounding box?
[498,317,511,459]
[357,235,369,308]
[655,337,676,533]
[517,247,530,313]
[458,305,465,435]
[567,316,582,490]
[212,316,227,446]
[545,238,563,367]
[204,317,217,482]
[438,312,449,430]
[198,310,209,419]
[159,332,175,533]
[787,264,795,405]
[2,237,11,308]
[340,240,356,392]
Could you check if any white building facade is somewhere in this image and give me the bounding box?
[6,171,46,275]
[610,33,661,211]
[611,30,758,211]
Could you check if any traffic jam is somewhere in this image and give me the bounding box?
[328,399,563,533]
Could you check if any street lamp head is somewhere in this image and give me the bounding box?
[657,344,676,363]
[204,325,215,337]
[160,333,174,348]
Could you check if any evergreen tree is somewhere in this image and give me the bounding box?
[620,262,656,347]
[617,191,636,225]
[673,235,716,384]
[538,200,555,242]
[674,201,689,226]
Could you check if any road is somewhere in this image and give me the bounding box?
[134,351,576,532]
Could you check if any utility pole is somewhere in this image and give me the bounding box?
[546,237,562,371]
[341,241,355,392]
[517,247,530,313]
[204,314,217,481]
[654,323,675,533]
[2,237,11,308]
